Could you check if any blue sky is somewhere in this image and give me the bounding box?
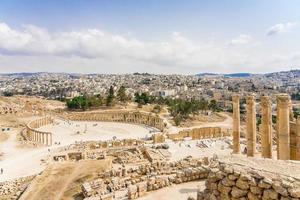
[0,0,299,74]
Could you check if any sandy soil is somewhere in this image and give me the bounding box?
[0,133,9,143]
[39,120,157,146]
[167,138,233,161]
[139,180,205,200]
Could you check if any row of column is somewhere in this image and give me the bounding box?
[69,112,164,131]
[28,129,52,146]
[232,94,298,160]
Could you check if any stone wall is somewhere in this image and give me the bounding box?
[198,160,300,200]
[22,116,53,146]
[167,127,229,141]
[63,111,165,131]
[52,139,145,162]
[82,157,210,200]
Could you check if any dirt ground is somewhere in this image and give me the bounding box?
[179,112,227,127]
[0,132,9,143]
[139,180,206,200]
[20,159,112,200]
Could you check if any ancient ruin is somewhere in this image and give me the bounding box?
[23,116,54,146]
[260,96,272,158]
[64,111,165,131]
[1,93,300,200]
[232,94,240,154]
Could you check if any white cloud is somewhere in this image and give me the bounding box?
[0,22,299,74]
[227,34,253,46]
[266,22,297,36]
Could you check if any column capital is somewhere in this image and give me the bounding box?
[232,94,240,102]
[246,95,255,106]
[277,94,290,108]
[261,96,271,107]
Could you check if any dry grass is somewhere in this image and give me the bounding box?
[20,159,112,200]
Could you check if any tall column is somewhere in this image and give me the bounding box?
[38,132,41,143]
[50,134,52,146]
[46,133,49,146]
[296,117,300,160]
[232,94,241,154]
[246,95,256,157]
[261,96,272,158]
[277,94,290,160]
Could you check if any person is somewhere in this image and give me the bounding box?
[243,147,247,154]
[1,168,3,174]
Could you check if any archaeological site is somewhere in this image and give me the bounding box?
[0,93,300,200]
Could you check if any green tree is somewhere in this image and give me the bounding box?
[209,99,218,112]
[66,96,88,110]
[117,86,127,102]
[106,86,115,106]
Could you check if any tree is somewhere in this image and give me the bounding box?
[106,86,115,106]
[134,92,151,106]
[66,96,88,110]
[3,91,13,96]
[209,100,218,112]
[293,108,300,119]
[117,86,127,103]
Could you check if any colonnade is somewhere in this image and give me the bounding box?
[232,94,300,160]
[25,116,53,146]
[66,112,165,131]
[167,127,228,141]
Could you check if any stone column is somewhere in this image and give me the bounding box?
[232,94,241,154]
[46,133,49,146]
[246,95,256,157]
[38,132,41,143]
[261,96,272,158]
[277,94,290,160]
[296,117,300,160]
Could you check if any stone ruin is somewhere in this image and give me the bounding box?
[81,157,210,200]
[232,94,300,161]
[51,138,171,165]
[63,111,165,131]
[22,116,54,146]
[167,127,230,142]
[198,157,300,200]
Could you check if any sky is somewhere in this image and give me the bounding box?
[0,0,299,74]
